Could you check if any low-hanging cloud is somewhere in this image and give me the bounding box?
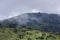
[0,0,60,20]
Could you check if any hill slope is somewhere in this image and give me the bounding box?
[0,12,60,32]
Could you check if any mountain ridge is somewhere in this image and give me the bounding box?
[0,12,60,33]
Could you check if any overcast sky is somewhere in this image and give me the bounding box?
[0,0,60,20]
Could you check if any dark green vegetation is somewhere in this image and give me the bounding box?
[0,27,60,40]
[0,12,60,33]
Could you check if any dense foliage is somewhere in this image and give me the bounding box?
[0,27,60,40]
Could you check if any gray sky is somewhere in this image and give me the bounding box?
[0,0,60,20]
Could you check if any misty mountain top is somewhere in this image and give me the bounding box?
[1,12,60,25]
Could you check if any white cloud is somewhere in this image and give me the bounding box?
[31,9,39,13]
[0,0,60,20]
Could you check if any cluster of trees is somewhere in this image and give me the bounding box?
[0,27,59,40]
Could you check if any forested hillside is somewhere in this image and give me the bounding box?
[0,12,60,40]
